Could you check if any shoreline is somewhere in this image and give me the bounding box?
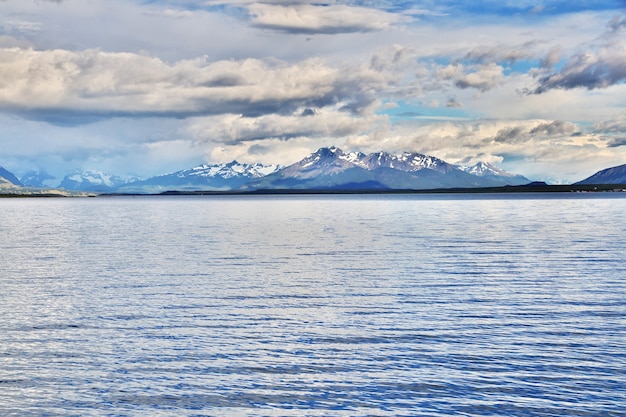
[3,183,625,198]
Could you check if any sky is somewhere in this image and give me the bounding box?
[1,0,626,183]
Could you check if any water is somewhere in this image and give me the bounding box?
[1,194,625,416]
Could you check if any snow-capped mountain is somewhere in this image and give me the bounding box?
[20,170,56,188]
[0,166,22,186]
[118,161,280,193]
[4,147,534,194]
[243,147,528,191]
[458,162,530,186]
[347,150,455,173]
[59,170,130,192]
[243,147,378,190]
[575,163,626,185]
[278,146,358,179]
[177,161,279,180]
[0,168,96,196]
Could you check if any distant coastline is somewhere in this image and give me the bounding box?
[3,183,626,198]
[116,183,626,196]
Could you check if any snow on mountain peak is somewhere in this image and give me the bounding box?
[43,147,531,193]
[177,161,280,179]
[459,161,513,177]
[58,169,130,191]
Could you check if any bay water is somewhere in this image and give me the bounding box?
[1,194,625,416]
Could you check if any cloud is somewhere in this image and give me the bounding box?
[437,63,504,92]
[247,3,407,35]
[532,15,626,93]
[533,42,626,93]
[592,113,626,148]
[607,137,626,147]
[202,0,409,35]
[446,97,462,108]
[493,126,527,144]
[606,14,626,33]
[529,120,576,135]
[593,113,626,133]
[0,47,390,123]
[185,109,383,145]
[144,9,196,19]
[530,5,545,14]
[2,19,42,33]
[539,45,563,68]
[462,43,536,64]
[493,120,576,144]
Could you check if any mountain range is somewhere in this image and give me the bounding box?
[2,147,625,194]
[115,161,280,193]
[241,147,529,190]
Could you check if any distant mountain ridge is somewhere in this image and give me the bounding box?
[20,170,56,188]
[458,161,531,186]
[3,147,538,193]
[0,166,96,196]
[5,154,626,194]
[576,163,626,185]
[0,166,22,186]
[116,161,281,193]
[59,170,132,192]
[242,147,530,191]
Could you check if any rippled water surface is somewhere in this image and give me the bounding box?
[1,194,625,416]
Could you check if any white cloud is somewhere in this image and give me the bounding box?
[247,3,407,34]
[144,8,196,19]
[0,47,392,121]
[186,109,382,144]
[436,62,504,92]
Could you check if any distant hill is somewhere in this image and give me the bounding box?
[0,166,22,186]
[575,163,626,185]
